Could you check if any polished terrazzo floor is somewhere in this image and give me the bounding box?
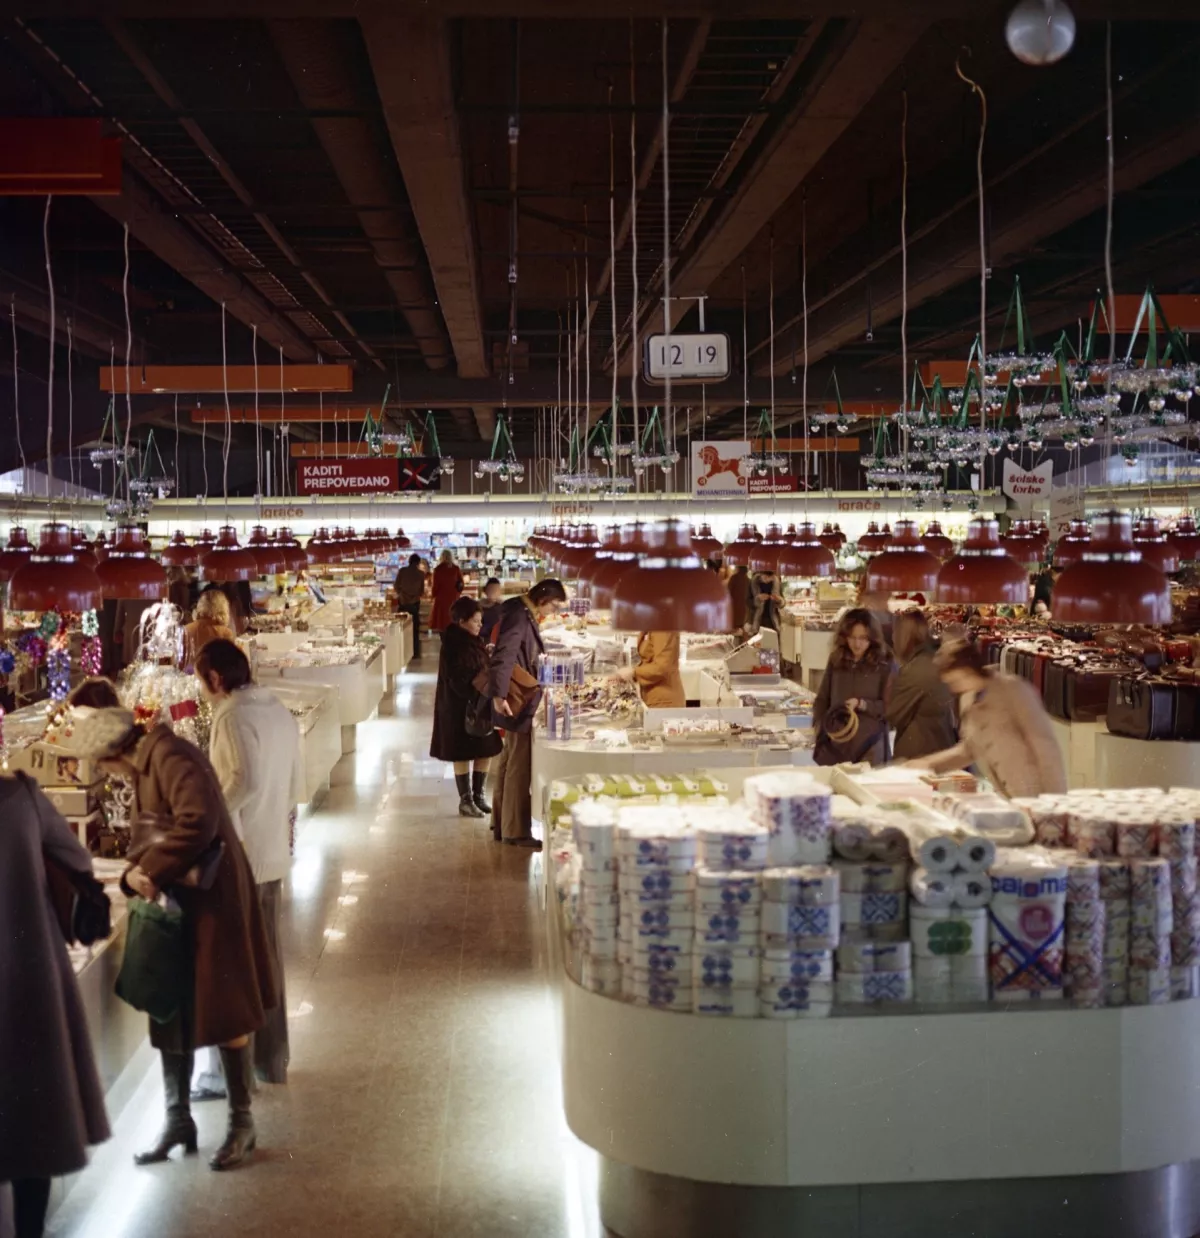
[49,655,604,1238]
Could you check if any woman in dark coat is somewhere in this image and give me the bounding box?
[886,610,958,760]
[69,694,277,1173]
[432,596,503,818]
[0,773,110,1238]
[813,607,896,766]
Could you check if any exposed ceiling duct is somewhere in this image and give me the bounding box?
[270,19,455,372]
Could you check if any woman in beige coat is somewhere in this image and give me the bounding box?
[909,639,1067,799]
[70,690,277,1173]
[617,632,686,708]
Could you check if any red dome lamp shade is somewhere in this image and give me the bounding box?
[69,527,99,570]
[611,519,733,633]
[1052,519,1091,570]
[92,531,110,564]
[579,525,620,598]
[1168,514,1200,563]
[196,528,217,552]
[1053,510,1171,625]
[160,531,200,569]
[306,527,337,566]
[777,521,836,579]
[723,523,762,568]
[395,528,411,549]
[9,522,102,612]
[749,522,789,574]
[96,525,168,601]
[1001,518,1043,568]
[1132,515,1181,576]
[591,523,646,610]
[247,525,287,576]
[920,521,954,560]
[856,521,887,555]
[863,519,941,595]
[936,517,1029,605]
[690,523,723,561]
[570,524,601,579]
[276,527,308,572]
[0,526,34,582]
[199,526,260,583]
[818,523,846,553]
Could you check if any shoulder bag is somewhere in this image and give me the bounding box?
[813,703,886,767]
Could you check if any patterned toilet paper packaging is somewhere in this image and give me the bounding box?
[633,905,694,933]
[1130,858,1172,970]
[836,940,912,974]
[1169,856,1198,900]
[833,822,873,862]
[632,945,691,975]
[840,891,907,929]
[743,773,833,865]
[694,946,760,988]
[1073,814,1115,859]
[580,881,620,906]
[761,901,840,950]
[760,977,834,1007]
[761,948,834,983]
[694,987,759,1017]
[762,866,839,905]
[909,868,955,909]
[1116,820,1158,859]
[697,822,770,871]
[621,886,693,911]
[619,869,695,898]
[695,868,763,908]
[910,904,987,958]
[1171,965,1200,1000]
[695,908,761,945]
[626,925,692,952]
[759,996,832,1019]
[1160,819,1197,862]
[914,968,953,1004]
[869,827,911,863]
[1129,966,1171,1006]
[580,956,622,994]
[1098,859,1131,901]
[584,928,620,961]
[1066,857,1101,904]
[835,970,913,1003]
[582,903,620,932]
[835,861,908,894]
[988,850,1067,998]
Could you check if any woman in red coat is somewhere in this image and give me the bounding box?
[429,549,464,633]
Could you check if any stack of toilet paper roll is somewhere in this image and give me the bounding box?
[835,859,909,942]
[1160,815,1200,1002]
[835,938,913,1005]
[988,847,1068,1002]
[933,792,1034,846]
[1063,857,1104,1008]
[571,800,622,995]
[744,773,833,866]
[909,905,988,1004]
[615,810,697,1012]
[693,867,764,1017]
[759,865,840,1017]
[1129,857,1171,1006]
[829,796,911,864]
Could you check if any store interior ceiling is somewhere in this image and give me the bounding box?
[0,2,1197,494]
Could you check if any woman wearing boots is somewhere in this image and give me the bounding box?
[431,597,502,817]
[70,692,277,1172]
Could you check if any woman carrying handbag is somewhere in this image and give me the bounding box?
[812,608,896,767]
[68,680,277,1172]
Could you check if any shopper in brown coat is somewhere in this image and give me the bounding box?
[619,631,685,707]
[886,611,957,761]
[181,589,236,670]
[813,607,896,766]
[913,639,1067,799]
[70,700,277,1173]
[727,564,752,634]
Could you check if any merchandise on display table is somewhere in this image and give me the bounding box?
[551,766,1200,1018]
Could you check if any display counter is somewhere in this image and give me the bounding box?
[269,681,342,805]
[1096,732,1200,790]
[548,766,1200,1237]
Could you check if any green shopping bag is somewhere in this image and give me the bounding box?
[115,897,189,1024]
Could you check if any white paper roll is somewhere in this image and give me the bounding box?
[951,975,990,1003]
[832,822,873,861]
[835,970,913,1003]
[957,835,997,873]
[697,823,770,871]
[761,899,840,947]
[840,891,907,929]
[836,940,911,974]
[1129,966,1171,1006]
[909,904,988,958]
[694,908,761,945]
[694,947,761,988]
[581,904,620,931]
[762,865,840,905]
[909,867,955,908]
[759,977,834,1007]
[633,947,691,975]
[914,972,954,1004]
[914,956,952,982]
[916,834,962,874]
[835,860,909,894]
[693,987,759,1017]
[868,826,911,863]
[951,871,992,910]
[950,954,989,981]
[630,906,694,933]
[619,870,695,898]
[627,926,692,953]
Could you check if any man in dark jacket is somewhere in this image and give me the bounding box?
[478,577,505,645]
[394,553,427,659]
[486,578,567,849]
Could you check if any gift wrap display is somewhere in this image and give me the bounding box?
[553,773,1200,1018]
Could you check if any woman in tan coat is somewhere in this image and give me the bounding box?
[910,639,1067,799]
[617,632,686,708]
[181,589,236,671]
[70,693,277,1173]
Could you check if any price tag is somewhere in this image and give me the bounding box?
[643,332,731,384]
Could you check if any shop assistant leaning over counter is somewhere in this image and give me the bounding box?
[615,632,685,708]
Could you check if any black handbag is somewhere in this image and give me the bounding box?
[814,704,886,767]
[46,857,112,946]
[464,691,496,739]
[1106,676,1177,740]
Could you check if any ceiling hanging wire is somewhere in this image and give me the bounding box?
[628,21,640,497]
[173,393,179,506]
[221,302,232,525]
[1103,19,1116,507]
[43,195,55,501]
[802,194,810,515]
[252,324,262,507]
[121,221,133,504]
[67,320,74,496]
[608,84,619,500]
[660,17,672,497]
[900,89,910,511]
[768,230,776,518]
[12,299,27,485]
[279,345,287,499]
[584,205,591,487]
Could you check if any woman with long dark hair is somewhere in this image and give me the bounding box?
[431,597,503,817]
[812,607,896,766]
[886,610,957,760]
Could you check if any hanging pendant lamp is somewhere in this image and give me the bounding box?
[9,522,102,612]
[863,519,941,594]
[611,518,732,633]
[92,531,110,564]
[936,517,1029,605]
[97,525,168,601]
[247,525,286,576]
[818,523,845,553]
[777,521,835,579]
[562,524,600,579]
[306,527,337,566]
[1001,518,1043,568]
[856,521,887,555]
[200,525,259,583]
[591,523,646,610]
[1052,519,1092,570]
[1031,520,1051,554]
[920,521,954,560]
[395,528,411,549]
[1168,514,1200,563]
[1053,510,1171,625]
[579,526,619,599]
[0,526,34,582]
[1132,515,1181,576]
[749,522,789,574]
[69,527,99,571]
[690,523,723,561]
[723,523,762,568]
[160,532,200,569]
[196,528,217,552]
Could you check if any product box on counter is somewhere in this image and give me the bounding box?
[6,742,99,787]
[43,782,105,817]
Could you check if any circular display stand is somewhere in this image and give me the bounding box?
[562,979,1200,1238]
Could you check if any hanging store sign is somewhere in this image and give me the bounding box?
[691,440,749,496]
[395,458,446,491]
[297,458,399,495]
[1002,459,1053,508]
[643,332,731,384]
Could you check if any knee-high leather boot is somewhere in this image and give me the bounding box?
[135,1050,197,1164]
[210,1044,257,1171]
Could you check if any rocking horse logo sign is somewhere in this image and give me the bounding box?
[691,440,750,496]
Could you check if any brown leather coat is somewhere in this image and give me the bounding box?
[122,725,278,1048]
